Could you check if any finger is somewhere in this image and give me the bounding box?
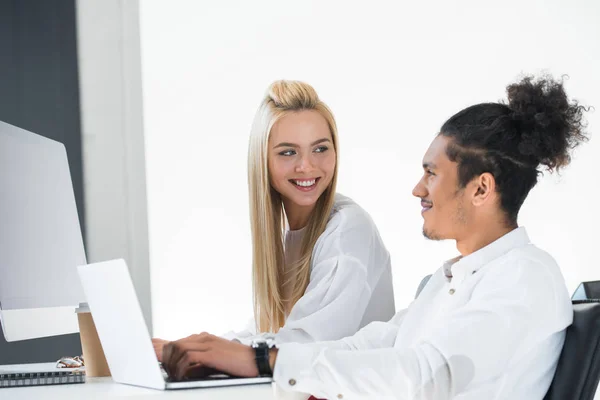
[176,350,220,381]
[184,366,221,380]
[155,345,163,362]
[162,342,177,375]
[165,335,213,372]
[174,346,212,380]
[179,332,212,343]
[165,341,210,379]
[165,333,207,366]
[176,351,200,380]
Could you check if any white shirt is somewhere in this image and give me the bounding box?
[225,194,396,345]
[275,227,573,400]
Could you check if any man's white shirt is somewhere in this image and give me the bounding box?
[274,227,573,399]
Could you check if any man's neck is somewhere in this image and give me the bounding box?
[456,223,517,256]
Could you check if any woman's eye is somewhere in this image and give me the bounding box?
[314,146,328,153]
[279,149,296,156]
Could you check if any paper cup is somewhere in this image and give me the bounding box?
[76,303,111,377]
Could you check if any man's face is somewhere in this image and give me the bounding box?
[412,135,471,241]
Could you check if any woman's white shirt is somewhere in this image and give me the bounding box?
[224,194,395,345]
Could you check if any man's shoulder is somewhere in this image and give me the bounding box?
[478,244,569,304]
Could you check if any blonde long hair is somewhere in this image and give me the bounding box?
[248,80,339,333]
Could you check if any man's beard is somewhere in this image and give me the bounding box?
[422,199,466,241]
[423,227,442,241]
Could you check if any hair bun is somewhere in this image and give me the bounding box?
[506,75,588,171]
[267,80,319,109]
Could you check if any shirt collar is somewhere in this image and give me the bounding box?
[443,227,531,283]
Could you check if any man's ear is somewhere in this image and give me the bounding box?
[472,172,495,206]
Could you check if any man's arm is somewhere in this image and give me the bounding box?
[161,308,407,382]
[272,262,565,399]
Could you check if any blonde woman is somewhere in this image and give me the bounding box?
[153,80,394,359]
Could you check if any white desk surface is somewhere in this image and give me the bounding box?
[0,363,306,400]
[4,362,597,399]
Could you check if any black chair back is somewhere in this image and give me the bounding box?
[544,299,600,400]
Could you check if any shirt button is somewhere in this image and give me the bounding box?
[288,379,297,386]
[449,288,456,295]
[337,395,343,399]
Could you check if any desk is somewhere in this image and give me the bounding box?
[0,363,308,400]
[0,377,277,400]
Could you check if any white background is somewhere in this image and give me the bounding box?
[137,0,600,340]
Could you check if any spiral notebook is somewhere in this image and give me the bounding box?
[0,363,85,388]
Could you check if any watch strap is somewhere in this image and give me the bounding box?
[253,341,272,377]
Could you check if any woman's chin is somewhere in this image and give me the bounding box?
[286,191,322,208]
[292,197,319,208]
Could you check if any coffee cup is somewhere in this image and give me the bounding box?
[76,303,110,377]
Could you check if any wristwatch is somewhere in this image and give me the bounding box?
[251,339,273,377]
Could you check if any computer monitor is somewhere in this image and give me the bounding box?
[0,120,86,341]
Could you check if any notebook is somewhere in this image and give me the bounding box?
[0,363,85,388]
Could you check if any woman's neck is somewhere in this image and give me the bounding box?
[283,199,315,230]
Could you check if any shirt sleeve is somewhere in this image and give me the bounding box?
[222,253,385,345]
[221,254,380,346]
[273,260,562,399]
[277,307,407,352]
[220,317,257,342]
[273,253,377,344]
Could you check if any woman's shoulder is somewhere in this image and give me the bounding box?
[311,193,389,267]
[326,193,378,234]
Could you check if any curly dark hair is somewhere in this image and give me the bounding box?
[440,74,589,225]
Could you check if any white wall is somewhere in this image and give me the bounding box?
[76,0,153,332]
[138,0,600,340]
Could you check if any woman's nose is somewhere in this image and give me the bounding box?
[295,154,314,173]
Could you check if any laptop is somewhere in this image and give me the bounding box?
[77,259,272,390]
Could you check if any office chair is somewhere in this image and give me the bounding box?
[543,298,600,400]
